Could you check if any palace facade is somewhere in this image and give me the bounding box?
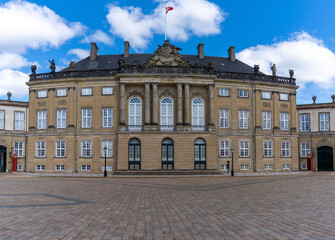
[24,41,299,173]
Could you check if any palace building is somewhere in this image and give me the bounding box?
[24,40,299,173]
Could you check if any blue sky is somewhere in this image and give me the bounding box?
[1,0,335,104]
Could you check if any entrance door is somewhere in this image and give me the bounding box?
[0,145,7,172]
[194,139,206,170]
[129,138,141,170]
[162,138,174,170]
[317,146,333,171]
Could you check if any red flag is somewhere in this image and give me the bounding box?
[166,7,173,14]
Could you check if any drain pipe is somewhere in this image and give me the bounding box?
[24,105,28,172]
[75,82,78,173]
[252,83,256,172]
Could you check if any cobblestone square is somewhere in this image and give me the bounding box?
[0,173,334,239]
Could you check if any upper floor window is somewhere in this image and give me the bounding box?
[14,142,24,157]
[218,88,229,97]
[240,141,249,157]
[102,140,113,157]
[0,110,4,129]
[262,91,271,99]
[102,108,113,128]
[262,111,272,130]
[219,109,229,128]
[320,113,329,131]
[56,89,67,97]
[37,90,47,98]
[301,142,310,157]
[37,111,47,129]
[219,140,230,157]
[36,141,46,157]
[129,97,142,126]
[160,98,173,127]
[280,113,289,130]
[238,90,249,98]
[14,112,24,130]
[281,141,291,157]
[81,140,92,157]
[82,109,92,128]
[263,141,273,157]
[57,110,67,129]
[102,87,114,95]
[81,88,92,96]
[55,141,66,158]
[239,110,249,129]
[192,98,204,126]
[300,114,310,132]
[279,93,289,101]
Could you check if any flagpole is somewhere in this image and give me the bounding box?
[165,9,167,40]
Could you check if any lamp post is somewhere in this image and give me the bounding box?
[104,145,107,177]
[230,146,234,176]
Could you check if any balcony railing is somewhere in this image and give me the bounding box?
[160,125,175,132]
[124,125,209,132]
[127,125,142,132]
[191,125,206,132]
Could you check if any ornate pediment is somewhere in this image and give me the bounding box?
[146,40,190,67]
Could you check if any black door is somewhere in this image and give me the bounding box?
[129,138,141,170]
[0,145,6,172]
[194,139,206,170]
[317,146,333,171]
[162,138,174,170]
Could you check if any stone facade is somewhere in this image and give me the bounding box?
[24,41,299,173]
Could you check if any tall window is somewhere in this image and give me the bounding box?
[262,112,272,130]
[82,109,92,128]
[129,138,141,170]
[194,138,206,170]
[14,142,23,157]
[320,113,329,131]
[239,110,249,129]
[219,140,230,157]
[162,138,174,170]
[57,110,66,129]
[192,98,204,126]
[0,110,4,129]
[129,98,142,129]
[300,114,310,132]
[263,141,273,157]
[160,98,173,129]
[281,141,291,157]
[219,110,229,128]
[102,140,113,157]
[301,142,310,157]
[280,113,289,130]
[102,108,113,128]
[55,141,66,157]
[37,111,47,129]
[81,140,92,157]
[14,112,24,130]
[240,141,249,157]
[36,141,46,157]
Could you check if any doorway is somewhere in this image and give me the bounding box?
[0,145,7,172]
[317,146,333,171]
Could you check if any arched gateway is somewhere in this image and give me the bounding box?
[317,146,333,171]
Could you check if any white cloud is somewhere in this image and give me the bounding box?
[67,49,90,59]
[0,69,29,97]
[81,30,114,45]
[236,32,335,88]
[0,53,31,69]
[106,0,225,49]
[0,0,85,53]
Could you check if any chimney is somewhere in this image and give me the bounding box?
[124,41,130,58]
[228,46,236,62]
[197,43,204,59]
[90,42,98,60]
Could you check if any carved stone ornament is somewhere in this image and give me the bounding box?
[127,90,144,99]
[146,40,190,67]
[159,89,175,99]
[271,64,277,76]
[312,95,317,104]
[38,102,46,107]
[57,100,66,105]
[280,103,288,109]
[263,102,270,108]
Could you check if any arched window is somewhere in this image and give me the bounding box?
[194,138,206,170]
[129,97,142,131]
[162,138,174,170]
[160,98,173,131]
[192,98,204,131]
[129,138,141,170]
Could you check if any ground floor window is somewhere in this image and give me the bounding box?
[283,164,291,170]
[36,165,45,171]
[301,163,307,170]
[17,165,23,170]
[220,164,227,170]
[81,165,91,171]
[264,164,273,170]
[129,138,141,170]
[102,165,113,171]
[56,165,65,171]
[194,138,206,170]
[240,164,249,170]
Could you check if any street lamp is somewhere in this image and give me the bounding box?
[230,145,234,176]
[104,145,107,177]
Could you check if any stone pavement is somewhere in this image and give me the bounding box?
[0,172,334,239]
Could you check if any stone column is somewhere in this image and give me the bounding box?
[119,83,126,126]
[177,83,183,126]
[48,89,55,129]
[255,90,261,130]
[184,83,190,126]
[273,91,280,133]
[152,83,158,125]
[145,83,151,125]
[290,93,297,133]
[208,84,215,126]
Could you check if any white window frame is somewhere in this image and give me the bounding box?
[102,140,113,157]
[320,113,329,131]
[283,164,291,170]
[301,163,307,170]
[81,140,92,157]
[37,90,47,98]
[263,141,273,157]
[160,98,173,127]
[301,142,310,157]
[35,141,46,157]
[14,142,24,157]
[81,88,92,96]
[219,140,230,157]
[279,93,289,101]
[192,98,205,126]
[0,110,4,129]
[81,165,91,171]
[281,141,291,157]
[239,141,249,157]
[17,165,23,171]
[55,141,66,158]
[56,109,67,129]
[56,165,65,171]
[239,110,249,129]
[82,109,92,128]
[300,114,310,132]
[219,88,229,97]
[102,165,113,171]
[102,108,113,128]
[220,164,227,170]
[37,111,47,129]
[102,87,114,95]
[262,91,271,99]
[262,111,272,130]
[280,113,289,130]
[264,164,273,170]
[240,164,249,170]
[219,109,229,129]
[238,90,249,98]
[36,165,45,171]
[56,89,67,97]
[129,97,142,127]
[14,112,24,131]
